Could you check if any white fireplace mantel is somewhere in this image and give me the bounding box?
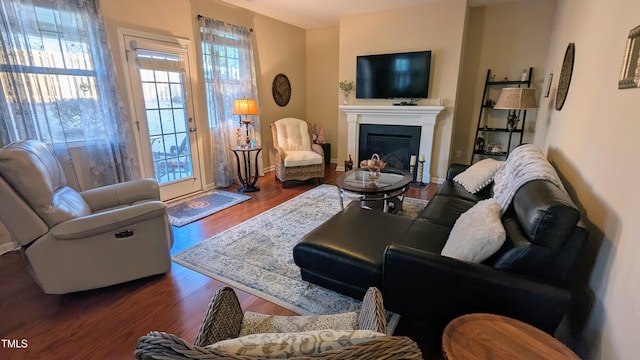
[340,105,444,182]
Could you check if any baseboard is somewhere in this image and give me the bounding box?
[204,183,216,191]
[204,166,276,191]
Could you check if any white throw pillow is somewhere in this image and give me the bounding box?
[441,198,506,263]
[206,329,386,358]
[453,159,504,194]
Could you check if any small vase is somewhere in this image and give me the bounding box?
[368,167,380,185]
[343,93,350,105]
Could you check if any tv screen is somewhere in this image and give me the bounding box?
[356,51,431,99]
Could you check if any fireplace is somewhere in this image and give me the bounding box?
[358,124,421,170]
[340,105,444,183]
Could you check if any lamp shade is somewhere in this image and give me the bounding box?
[232,98,259,115]
[493,88,538,110]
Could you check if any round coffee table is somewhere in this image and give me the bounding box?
[335,167,412,213]
[442,313,579,359]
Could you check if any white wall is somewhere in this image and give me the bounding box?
[337,0,467,182]
[535,0,640,358]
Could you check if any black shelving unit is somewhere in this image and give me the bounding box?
[471,67,533,163]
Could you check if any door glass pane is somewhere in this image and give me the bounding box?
[147,109,162,136]
[139,61,192,184]
[173,109,186,132]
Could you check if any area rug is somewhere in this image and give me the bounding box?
[167,190,251,227]
[172,184,428,334]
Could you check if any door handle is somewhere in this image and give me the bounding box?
[189,127,196,132]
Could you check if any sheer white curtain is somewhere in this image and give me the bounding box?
[199,16,262,187]
[0,0,138,190]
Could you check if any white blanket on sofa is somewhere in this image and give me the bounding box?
[493,144,566,212]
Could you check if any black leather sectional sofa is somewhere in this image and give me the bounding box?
[293,163,589,334]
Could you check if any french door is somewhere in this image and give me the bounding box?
[120,32,202,200]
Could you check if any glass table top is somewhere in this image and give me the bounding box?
[336,168,412,194]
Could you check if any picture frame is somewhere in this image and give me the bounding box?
[619,25,640,89]
[544,73,553,98]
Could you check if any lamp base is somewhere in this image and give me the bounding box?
[506,111,520,132]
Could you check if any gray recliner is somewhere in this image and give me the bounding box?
[0,140,174,294]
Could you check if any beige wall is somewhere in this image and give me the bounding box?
[252,14,307,168]
[453,0,556,163]
[337,0,467,181]
[306,26,340,163]
[534,0,640,358]
[100,0,307,186]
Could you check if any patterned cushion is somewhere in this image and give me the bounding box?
[239,311,358,336]
[206,329,386,358]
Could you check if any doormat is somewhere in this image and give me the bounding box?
[167,190,251,227]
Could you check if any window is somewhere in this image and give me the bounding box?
[200,29,245,128]
[1,0,137,188]
[198,16,260,187]
[0,4,105,144]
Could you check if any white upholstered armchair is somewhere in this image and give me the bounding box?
[0,140,174,294]
[270,118,325,186]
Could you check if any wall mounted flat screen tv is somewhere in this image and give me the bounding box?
[356,50,431,99]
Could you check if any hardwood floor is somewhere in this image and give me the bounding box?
[0,165,442,359]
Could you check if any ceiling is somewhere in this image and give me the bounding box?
[220,0,514,29]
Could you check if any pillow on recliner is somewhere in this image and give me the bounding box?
[441,198,506,263]
[453,159,504,194]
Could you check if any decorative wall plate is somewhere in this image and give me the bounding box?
[272,73,291,106]
[555,42,575,111]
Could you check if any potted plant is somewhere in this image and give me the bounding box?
[339,80,354,104]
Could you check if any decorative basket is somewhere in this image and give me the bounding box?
[360,153,386,179]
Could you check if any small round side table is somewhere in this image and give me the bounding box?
[229,146,261,192]
[442,313,580,360]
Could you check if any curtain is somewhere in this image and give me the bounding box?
[0,0,138,190]
[199,16,262,187]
